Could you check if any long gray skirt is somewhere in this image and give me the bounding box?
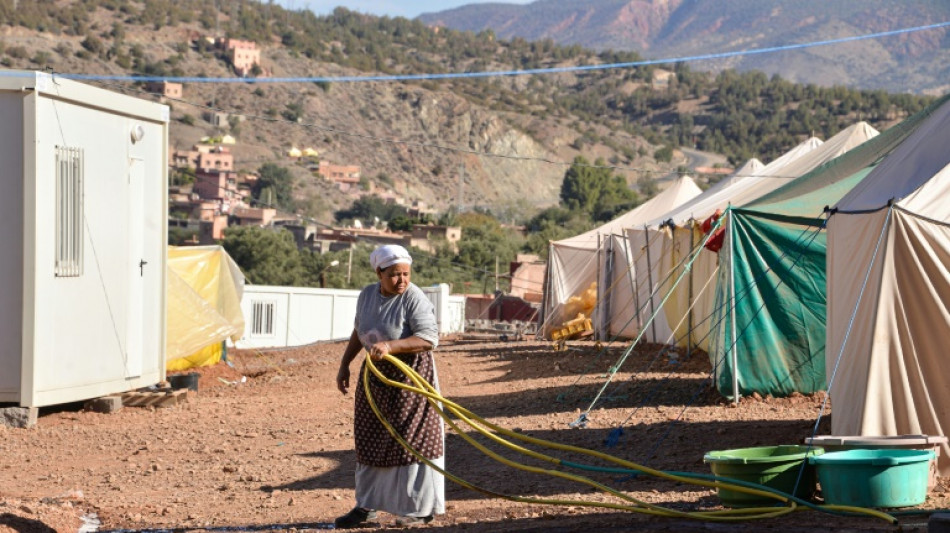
[354,366,445,517]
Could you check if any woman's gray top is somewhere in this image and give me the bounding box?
[354,282,439,348]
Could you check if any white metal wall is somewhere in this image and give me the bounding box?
[0,93,24,401]
[237,284,465,349]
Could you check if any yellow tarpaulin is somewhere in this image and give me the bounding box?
[166,246,245,371]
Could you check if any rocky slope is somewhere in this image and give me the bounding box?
[420,0,950,95]
[0,7,666,222]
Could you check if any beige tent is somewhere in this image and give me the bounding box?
[543,175,702,337]
[627,122,879,350]
[625,137,824,347]
[826,103,950,475]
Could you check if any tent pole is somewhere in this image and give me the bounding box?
[538,241,553,339]
[728,208,740,404]
[644,224,658,342]
[595,233,602,341]
[602,235,614,341]
[622,232,638,338]
[688,218,695,358]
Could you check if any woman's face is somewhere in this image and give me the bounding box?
[377,262,411,296]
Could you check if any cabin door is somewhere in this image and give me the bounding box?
[125,157,145,378]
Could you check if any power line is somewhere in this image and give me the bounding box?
[12,20,950,85]
[101,80,819,180]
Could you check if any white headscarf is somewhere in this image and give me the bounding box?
[369,244,413,271]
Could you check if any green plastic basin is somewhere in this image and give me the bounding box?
[809,449,935,508]
[703,445,824,507]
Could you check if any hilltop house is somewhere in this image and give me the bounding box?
[318,161,361,185]
[171,144,234,173]
[217,38,262,77]
[410,224,461,253]
[144,81,182,99]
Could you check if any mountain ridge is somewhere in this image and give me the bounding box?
[419,0,950,95]
[0,0,933,225]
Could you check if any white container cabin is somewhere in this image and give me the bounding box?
[0,71,169,407]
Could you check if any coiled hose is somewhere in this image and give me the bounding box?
[362,353,898,525]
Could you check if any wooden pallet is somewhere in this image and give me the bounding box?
[551,318,593,341]
[120,388,189,408]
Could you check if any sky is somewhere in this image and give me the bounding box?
[279,1,534,20]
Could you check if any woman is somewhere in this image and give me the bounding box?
[335,244,445,528]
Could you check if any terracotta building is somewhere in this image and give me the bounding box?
[144,81,182,99]
[317,161,361,184]
[218,38,261,77]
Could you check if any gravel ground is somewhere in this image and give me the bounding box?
[1,338,947,532]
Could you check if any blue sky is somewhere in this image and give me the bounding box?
[279,1,534,20]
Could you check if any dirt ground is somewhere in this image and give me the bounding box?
[1,338,948,532]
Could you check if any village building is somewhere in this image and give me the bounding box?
[217,38,262,77]
[409,224,461,253]
[144,81,183,99]
[318,161,361,184]
[230,206,277,227]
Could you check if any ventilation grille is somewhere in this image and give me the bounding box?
[55,146,83,277]
[251,300,275,336]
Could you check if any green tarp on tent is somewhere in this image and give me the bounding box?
[712,211,828,397]
[709,94,949,399]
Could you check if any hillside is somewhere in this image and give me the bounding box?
[419,0,950,95]
[0,1,935,224]
[0,2,672,222]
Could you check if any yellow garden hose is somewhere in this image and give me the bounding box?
[362,353,898,525]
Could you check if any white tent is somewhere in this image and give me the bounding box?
[628,122,879,350]
[826,101,950,475]
[543,175,702,337]
[624,138,823,346]
[725,157,764,184]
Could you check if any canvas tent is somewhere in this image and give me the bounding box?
[660,124,880,356]
[166,246,245,371]
[543,174,702,337]
[624,137,824,349]
[826,96,950,476]
[707,109,946,400]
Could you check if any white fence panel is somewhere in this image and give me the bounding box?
[238,284,465,349]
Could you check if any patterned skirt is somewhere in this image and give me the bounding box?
[354,351,444,467]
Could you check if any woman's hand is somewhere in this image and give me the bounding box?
[336,365,351,395]
[368,341,392,361]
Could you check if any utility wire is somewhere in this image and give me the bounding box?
[100,80,690,178]
[16,20,950,84]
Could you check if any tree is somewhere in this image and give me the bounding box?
[522,207,594,258]
[334,195,408,228]
[252,163,295,211]
[559,156,637,221]
[454,212,523,285]
[559,156,610,213]
[222,226,305,286]
[592,174,639,222]
[300,249,351,288]
[638,175,659,198]
[171,166,196,186]
[654,145,674,163]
